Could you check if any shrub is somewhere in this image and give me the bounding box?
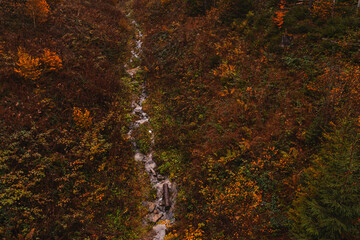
[41,48,63,72]
[311,0,334,20]
[73,107,93,129]
[25,0,50,27]
[14,47,42,81]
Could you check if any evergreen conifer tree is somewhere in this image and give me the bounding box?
[290,120,360,240]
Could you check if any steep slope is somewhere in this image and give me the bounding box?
[0,0,149,238]
[132,0,360,239]
[125,15,177,239]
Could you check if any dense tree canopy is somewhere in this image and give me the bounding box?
[1,0,360,239]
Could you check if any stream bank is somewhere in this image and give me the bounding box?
[125,14,176,240]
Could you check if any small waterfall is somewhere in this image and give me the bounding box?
[126,16,176,240]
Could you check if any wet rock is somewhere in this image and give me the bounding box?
[148,213,163,223]
[146,202,156,213]
[157,174,165,181]
[126,18,177,239]
[133,105,142,112]
[150,168,156,175]
[135,119,148,125]
[153,224,166,240]
[145,161,156,172]
[150,175,158,184]
[146,152,154,160]
[134,152,145,161]
[157,205,166,212]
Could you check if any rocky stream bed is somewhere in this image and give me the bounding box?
[126,16,176,240]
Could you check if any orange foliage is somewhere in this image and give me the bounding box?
[213,38,245,79]
[307,65,360,109]
[184,224,205,240]
[25,0,50,24]
[251,146,299,183]
[273,1,288,29]
[73,107,93,129]
[41,48,63,72]
[311,0,334,19]
[2,0,143,238]
[205,169,266,238]
[14,47,63,81]
[213,62,236,78]
[14,47,42,81]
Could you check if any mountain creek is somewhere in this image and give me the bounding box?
[125,14,177,240]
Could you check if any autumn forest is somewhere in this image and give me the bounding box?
[0,0,359,239]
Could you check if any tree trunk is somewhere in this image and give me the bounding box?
[32,11,36,28]
[163,184,171,210]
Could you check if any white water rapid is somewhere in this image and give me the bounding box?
[126,17,176,240]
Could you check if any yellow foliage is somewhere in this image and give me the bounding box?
[184,224,204,240]
[213,62,236,78]
[41,48,63,72]
[204,168,264,238]
[14,47,42,81]
[307,65,360,107]
[164,231,178,240]
[73,107,93,129]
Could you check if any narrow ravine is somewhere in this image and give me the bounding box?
[126,15,176,240]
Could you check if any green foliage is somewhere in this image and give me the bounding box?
[0,0,148,238]
[107,207,141,240]
[3,0,360,238]
[0,111,147,238]
[156,150,183,179]
[134,122,152,154]
[290,120,360,240]
[305,115,328,147]
[0,126,49,237]
[185,0,253,20]
[217,0,254,24]
[133,0,360,239]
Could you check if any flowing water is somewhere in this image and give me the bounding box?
[126,17,176,240]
